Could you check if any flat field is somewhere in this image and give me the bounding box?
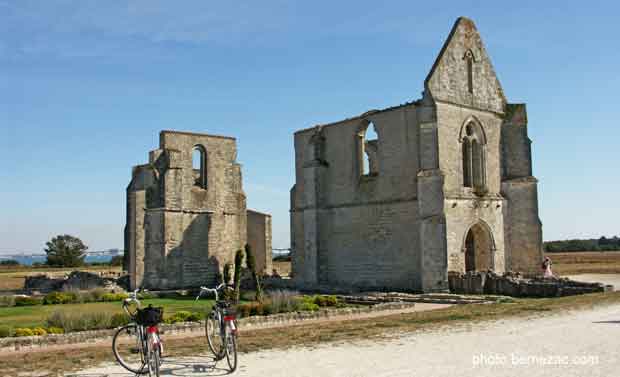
[269,252,620,278]
[273,261,291,277]
[548,250,620,275]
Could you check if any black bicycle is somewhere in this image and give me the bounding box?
[112,289,164,376]
[196,283,238,372]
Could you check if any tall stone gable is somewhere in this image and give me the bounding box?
[425,17,506,113]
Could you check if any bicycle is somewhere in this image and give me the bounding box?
[112,289,164,376]
[196,283,238,372]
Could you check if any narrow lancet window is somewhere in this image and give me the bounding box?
[359,121,379,176]
[192,145,207,188]
[464,50,474,94]
[462,139,472,187]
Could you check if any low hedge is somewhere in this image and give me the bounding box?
[236,294,341,318]
[0,325,65,338]
[0,290,131,308]
[14,296,43,306]
[164,311,203,324]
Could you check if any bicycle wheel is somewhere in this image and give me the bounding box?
[224,324,237,372]
[147,337,161,377]
[112,324,147,374]
[205,312,225,359]
[112,324,148,374]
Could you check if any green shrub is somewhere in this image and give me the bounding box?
[14,328,34,337]
[47,327,64,335]
[101,292,129,302]
[186,312,203,322]
[0,295,15,307]
[297,296,320,311]
[245,244,263,302]
[32,327,47,336]
[88,288,106,302]
[111,313,130,327]
[0,325,14,338]
[44,291,78,305]
[298,301,319,312]
[261,302,276,315]
[233,249,244,303]
[14,296,43,306]
[251,303,265,316]
[267,290,300,313]
[46,310,115,332]
[138,291,157,300]
[313,295,338,307]
[236,303,252,318]
[172,311,192,322]
[236,302,267,317]
[223,263,233,285]
[164,310,203,324]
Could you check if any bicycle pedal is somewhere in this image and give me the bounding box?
[130,348,140,354]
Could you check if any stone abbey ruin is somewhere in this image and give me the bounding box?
[290,17,543,292]
[125,130,272,290]
[126,17,543,293]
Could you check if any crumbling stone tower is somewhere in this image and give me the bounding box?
[290,17,543,292]
[125,130,271,290]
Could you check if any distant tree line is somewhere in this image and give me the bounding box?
[544,236,620,252]
[0,235,125,268]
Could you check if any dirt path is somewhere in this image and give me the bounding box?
[69,302,620,377]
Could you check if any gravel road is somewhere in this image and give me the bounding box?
[69,302,620,377]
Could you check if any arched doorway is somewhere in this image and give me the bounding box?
[463,222,494,272]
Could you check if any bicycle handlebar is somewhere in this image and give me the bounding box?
[123,288,144,317]
[195,283,233,302]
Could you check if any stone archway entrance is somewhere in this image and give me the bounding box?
[464,222,494,272]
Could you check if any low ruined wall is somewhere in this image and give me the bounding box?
[24,271,127,293]
[448,271,612,297]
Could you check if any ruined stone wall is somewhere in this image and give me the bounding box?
[291,104,423,290]
[319,203,420,290]
[247,210,272,274]
[127,130,268,290]
[125,165,156,290]
[501,105,543,275]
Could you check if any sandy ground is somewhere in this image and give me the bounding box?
[68,302,620,377]
[566,273,620,290]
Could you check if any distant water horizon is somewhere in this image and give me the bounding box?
[0,255,114,266]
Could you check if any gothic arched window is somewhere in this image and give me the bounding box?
[192,145,207,188]
[460,120,486,194]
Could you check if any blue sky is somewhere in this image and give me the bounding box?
[1,1,619,254]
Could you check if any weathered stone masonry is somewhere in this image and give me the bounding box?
[290,17,543,292]
[125,130,271,290]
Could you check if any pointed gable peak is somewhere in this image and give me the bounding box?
[424,17,506,114]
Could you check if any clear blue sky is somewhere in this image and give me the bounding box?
[1,1,619,254]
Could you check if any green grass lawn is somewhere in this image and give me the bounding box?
[0,297,215,328]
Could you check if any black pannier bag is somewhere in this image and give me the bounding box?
[136,305,163,326]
